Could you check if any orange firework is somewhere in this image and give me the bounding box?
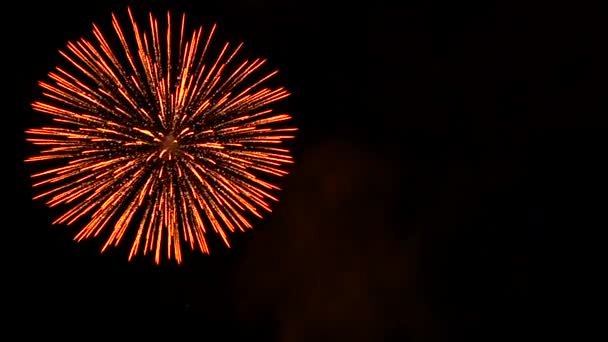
[26,8,296,264]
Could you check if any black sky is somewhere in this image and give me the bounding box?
[6,0,602,340]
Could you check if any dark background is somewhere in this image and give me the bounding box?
[6,0,601,340]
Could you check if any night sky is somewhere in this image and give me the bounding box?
[6,0,601,339]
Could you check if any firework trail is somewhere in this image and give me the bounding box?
[26,8,296,264]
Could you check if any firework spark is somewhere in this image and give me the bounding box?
[26,8,296,264]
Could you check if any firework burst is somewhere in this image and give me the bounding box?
[26,8,296,264]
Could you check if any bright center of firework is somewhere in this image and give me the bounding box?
[161,133,179,153]
[160,133,179,160]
